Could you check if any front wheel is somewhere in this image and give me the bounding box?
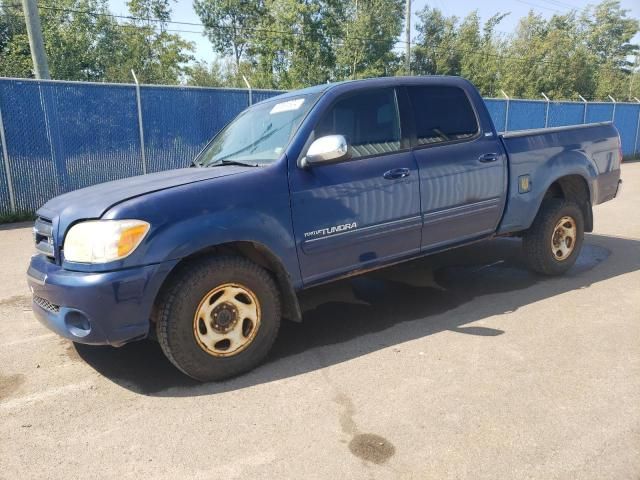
[155,256,281,382]
[523,199,584,275]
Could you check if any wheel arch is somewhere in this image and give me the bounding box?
[541,174,593,232]
[154,241,302,323]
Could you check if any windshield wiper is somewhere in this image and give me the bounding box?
[209,159,260,168]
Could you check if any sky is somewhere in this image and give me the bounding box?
[107,0,640,64]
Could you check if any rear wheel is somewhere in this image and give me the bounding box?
[156,256,281,382]
[523,199,584,275]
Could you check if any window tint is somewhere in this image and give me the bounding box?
[316,89,401,158]
[408,86,478,146]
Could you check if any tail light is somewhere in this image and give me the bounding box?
[618,138,624,164]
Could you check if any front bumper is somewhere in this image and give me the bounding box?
[26,255,177,346]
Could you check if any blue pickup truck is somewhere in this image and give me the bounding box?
[27,76,622,381]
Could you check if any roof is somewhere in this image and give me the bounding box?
[259,75,467,104]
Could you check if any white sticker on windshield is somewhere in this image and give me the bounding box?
[270,98,305,114]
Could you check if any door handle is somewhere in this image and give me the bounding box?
[383,168,411,180]
[478,153,499,163]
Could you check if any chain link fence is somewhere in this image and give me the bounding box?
[0,77,639,216]
[0,78,281,215]
[479,96,639,159]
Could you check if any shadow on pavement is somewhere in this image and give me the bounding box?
[74,234,639,396]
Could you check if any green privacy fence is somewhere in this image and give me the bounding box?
[0,77,638,215]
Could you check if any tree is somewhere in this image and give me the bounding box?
[411,1,638,100]
[581,0,637,67]
[194,0,265,74]
[500,12,598,99]
[335,0,404,80]
[186,59,224,87]
[2,0,639,98]
[248,0,344,88]
[412,7,459,76]
[0,0,122,80]
[581,0,638,99]
[0,0,193,84]
[0,1,32,77]
[411,8,507,96]
[453,11,508,97]
[105,0,194,84]
[41,0,124,81]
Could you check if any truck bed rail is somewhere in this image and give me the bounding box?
[500,121,613,139]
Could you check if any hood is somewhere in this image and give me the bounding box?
[37,166,249,233]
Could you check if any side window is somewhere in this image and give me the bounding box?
[407,86,478,146]
[315,89,401,158]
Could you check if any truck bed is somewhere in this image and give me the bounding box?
[497,121,621,234]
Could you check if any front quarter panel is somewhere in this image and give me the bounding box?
[76,162,302,287]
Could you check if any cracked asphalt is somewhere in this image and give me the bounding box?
[1,163,639,479]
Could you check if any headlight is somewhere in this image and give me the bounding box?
[64,220,150,263]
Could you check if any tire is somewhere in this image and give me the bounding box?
[156,256,281,382]
[523,199,584,276]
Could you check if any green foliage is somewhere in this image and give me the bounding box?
[0,0,638,100]
[334,0,404,80]
[412,7,459,76]
[194,0,402,88]
[1,2,41,77]
[186,59,224,87]
[410,1,639,100]
[41,0,122,81]
[0,0,193,83]
[252,0,344,89]
[499,11,599,99]
[100,0,194,84]
[193,0,264,70]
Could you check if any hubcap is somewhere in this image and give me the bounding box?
[551,216,577,261]
[193,283,261,357]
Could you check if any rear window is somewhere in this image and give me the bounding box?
[408,86,478,146]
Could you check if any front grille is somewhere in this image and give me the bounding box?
[33,217,55,259]
[33,295,60,313]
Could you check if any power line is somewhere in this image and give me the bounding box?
[515,0,566,14]
[3,2,635,74]
[3,2,554,42]
[538,0,580,10]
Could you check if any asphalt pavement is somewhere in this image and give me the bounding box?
[1,163,639,479]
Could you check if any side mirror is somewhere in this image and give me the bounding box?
[301,135,351,168]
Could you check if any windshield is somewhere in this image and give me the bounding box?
[195,94,318,167]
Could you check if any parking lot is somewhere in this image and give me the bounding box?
[0,163,638,479]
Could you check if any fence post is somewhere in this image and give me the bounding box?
[242,75,253,106]
[500,90,510,132]
[131,70,147,175]
[0,98,16,213]
[578,94,588,124]
[541,92,550,128]
[634,97,640,158]
[608,95,617,123]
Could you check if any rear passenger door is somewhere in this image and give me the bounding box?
[406,85,507,250]
[289,87,422,284]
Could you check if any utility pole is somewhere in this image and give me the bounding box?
[21,0,50,79]
[630,54,639,100]
[405,0,411,75]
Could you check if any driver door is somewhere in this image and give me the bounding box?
[288,87,422,285]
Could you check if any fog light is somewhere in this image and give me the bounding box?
[64,310,91,338]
